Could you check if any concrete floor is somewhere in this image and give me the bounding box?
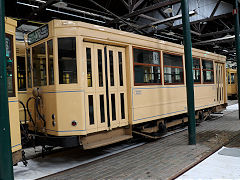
[40,104,240,180]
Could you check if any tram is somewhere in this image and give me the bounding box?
[25,20,227,149]
[227,68,237,99]
[4,17,22,164]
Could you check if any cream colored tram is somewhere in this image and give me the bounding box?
[227,68,237,99]
[26,20,226,149]
[4,17,22,163]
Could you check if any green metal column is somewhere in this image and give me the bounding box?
[234,0,240,120]
[0,0,14,179]
[181,0,196,145]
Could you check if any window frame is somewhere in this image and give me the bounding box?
[192,57,201,84]
[202,59,214,84]
[32,41,47,87]
[5,33,16,97]
[133,46,162,86]
[57,37,78,85]
[163,51,184,85]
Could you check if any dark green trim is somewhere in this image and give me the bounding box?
[0,0,14,179]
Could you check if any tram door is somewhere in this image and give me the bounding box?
[84,43,128,133]
[216,63,224,104]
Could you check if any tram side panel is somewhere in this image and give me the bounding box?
[5,17,22,164]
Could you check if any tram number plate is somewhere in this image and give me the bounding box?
[135,90,142,95]
[28,24,49,45]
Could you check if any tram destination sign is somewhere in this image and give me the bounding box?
[28,24,49,45]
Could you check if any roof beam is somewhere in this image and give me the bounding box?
[108,0,181,24]
[200,28,234,37]
[30,0,58,16]
[139,10,196,29]
[171,12,232,29]
[193,35,234,45]
[120,0,129,10]
[200,0,221,32]
[132,0,145,11]
[87,0,145,34]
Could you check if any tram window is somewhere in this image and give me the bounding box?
[88,95,94,125]
[111,94,116,121]
[109,50,114,86]
[163,53,184,84]
[5,34,15,97]
[231,73,235,84]
[26,48,32,88]
[98,49,103,87]
[100,95,105,123]
[47,40,54,85]
[193,58,201,83]
[86,48,92,87]
[32,42,47,86]
[118,52,123,86]
[133,48,161,85]
[120,93,125,119]
[17,56,26,91]
[133,48,160,64]
[58,37,77,84]
[202,60,214,83]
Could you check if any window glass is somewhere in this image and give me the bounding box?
[86,48,92,87]
[26,48,32,88]
[164,67,184,84]
[120,93,125,119]
[133,48,160,64]
[111,94,116,121]
[135,65,161,84]
[32,42,47,86]
[109,50,114,86]
[5,34,15,97]
[203,71,214,83]
[118,52,123,86]
[193,58,200,83]
[17,56,26,91]
[47,40,54,85]
[163,53,183,67]
[58,37,77,84]
[231,73,235,84]
[202,60,213,70]
[193,58,200,69]
[88,95,94,125]
[98,49,103,87]
[100,95,105,123]
[163,53,183,84]
[193,69,201,83]
[133,48,161,85]
[202,60,214,83]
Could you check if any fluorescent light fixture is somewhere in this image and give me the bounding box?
[163,7,173,14]
[17,1,105,23]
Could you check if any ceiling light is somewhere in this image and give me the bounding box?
[223,49,228,52]
[165,31,175,36]
[225,34,232,38]
[163,6,173,14]
[53,0,67,8]
[213,45,219,49]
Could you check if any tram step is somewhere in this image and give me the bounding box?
[83,135,132,149]
[80,128,132,150]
